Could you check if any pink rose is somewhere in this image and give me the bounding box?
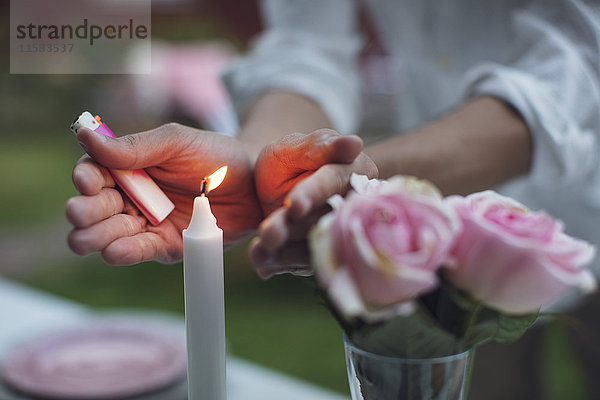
[445,191,597,314]
[309,174,461,321]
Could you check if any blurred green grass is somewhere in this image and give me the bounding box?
[542,323,588,400]
[0,136,78,226]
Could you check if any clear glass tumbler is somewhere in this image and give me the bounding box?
[344,334,472,400]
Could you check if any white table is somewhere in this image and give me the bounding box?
[0,278,348,400]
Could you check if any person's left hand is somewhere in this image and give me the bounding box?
[66,123,263,265]
[250,129,378,278]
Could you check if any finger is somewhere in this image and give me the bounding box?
[65,188,125,228]
[67,213,146,256]
[72,156,115,196]
[258,205,330,252]
[76,122,194,170]
[257,208,289,252]
[250,239,312,279]
[302,129,363,167]
[286,154,378,219]
[251,205,327,278]
[264,129,363,172]
[285,163,350,219]
[248,237,272,273]
[101,232,171,266]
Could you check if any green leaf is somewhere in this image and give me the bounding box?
[459,307,538,350]
[351,307,459,359]
[494,312,538,343]
[460,308,499,349]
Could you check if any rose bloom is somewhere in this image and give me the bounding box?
[445,191,597,314]
[309,174,461,322]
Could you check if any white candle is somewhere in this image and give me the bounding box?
[183,167,228,400]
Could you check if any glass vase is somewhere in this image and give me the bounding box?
[344,335,472,400]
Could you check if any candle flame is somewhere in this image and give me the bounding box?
[203,166,228,195]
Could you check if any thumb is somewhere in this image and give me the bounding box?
[272,129,363,171]
[76,123,189,170]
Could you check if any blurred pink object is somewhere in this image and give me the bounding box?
[2,322,187,400]
[446,191,597,314]
[125,42,238,135]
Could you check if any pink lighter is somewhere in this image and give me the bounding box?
[70,111,175,225]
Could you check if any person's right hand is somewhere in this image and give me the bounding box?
[66,123,263,265]
[250,129,378,278]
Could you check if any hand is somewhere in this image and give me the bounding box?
[250,129,378,278]
[66,123,263,265]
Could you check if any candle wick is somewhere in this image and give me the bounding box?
[200,177,209,196]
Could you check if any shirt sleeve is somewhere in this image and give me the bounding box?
[221,0,363,134]
[462,0,600,189]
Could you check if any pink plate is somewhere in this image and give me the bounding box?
[1,322,187,399]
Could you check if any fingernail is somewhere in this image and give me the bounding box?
[258,268,275,280]
[258,262,287,280]
[258,217,273,241]
[257,260,277,280]
[251,241,272,265]
[258,216,273,233]
[324,134,338,146]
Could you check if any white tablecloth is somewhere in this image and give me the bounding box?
[0,278,348,400]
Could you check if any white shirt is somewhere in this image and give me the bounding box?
[223,0,600,274]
